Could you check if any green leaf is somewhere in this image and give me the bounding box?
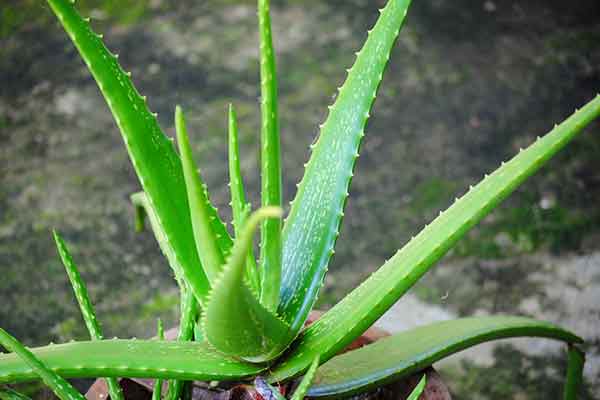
[0,387,32,400]
[176,105,225,283]
[563,345,585,400]
[46,0,233,306]
[203,208,291,362]
[53,232,104,339]
[406,375,426,400]
[304,317,582,398]
[153,319,165,400]
[175,107,226,282]
[279,0,412,334]
[270,94,600,381]
[258,0,282,312]
[52,232,124,400]
[290,356,320,400]
[0,339,264,384]
[0,329,85,400]
[228,104,260,293]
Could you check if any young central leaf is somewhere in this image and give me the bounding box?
[203,208,291,362]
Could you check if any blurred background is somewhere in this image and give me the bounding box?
[1,0,599,398]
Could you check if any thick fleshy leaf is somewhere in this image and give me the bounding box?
[305,317,581,398]
[270,94,600,381]
[0,340,264,384]
[46,0,233,306]
[53,232,124,400]
[258,0,282,312]
[203,208,291,362]
[279,0,413,334]
[176,105,224,282]
[228,104,260,293]
[0,329,85,400]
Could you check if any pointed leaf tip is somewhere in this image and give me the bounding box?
[176,105,225,284]
[258,0,283,313]
[228,104,260,293]
[279,0,413,337]
[203,207,289,362]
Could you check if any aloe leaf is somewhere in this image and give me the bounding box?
[0,387,32,400]
[406,375,426,400]
[0,329,85,400]
[270,94,600,381]
[228,104,260,293]
[279,0,412,333]
[176,105,225,282]
[46,0,233,306]
[152,319,165,400]
[0,340,264,384]
[258,0,282,312]
[203,208,291,362]
[52,232,124,400]
[302,317,582,397]
[563,345,585,400]
[290,356,320,400]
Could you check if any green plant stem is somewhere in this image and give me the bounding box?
[563,345,585,400]
[258,0,282,311]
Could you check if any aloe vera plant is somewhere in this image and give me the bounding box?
[1,0,598,399]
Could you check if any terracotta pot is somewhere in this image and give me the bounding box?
[86,311,451,400]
